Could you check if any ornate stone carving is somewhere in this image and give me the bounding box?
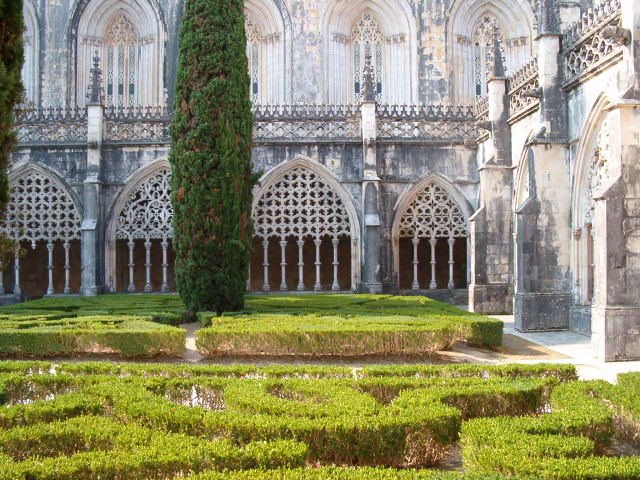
[584,115,613,224]
[104,105,172,143]
[352,12,384,103]
[15,107,88,145]
[116,168,173,241]
[475,96,489,122]
[399,183,468,239]
[2,171,81,247]
[253,166,352,241]
[563,0,624,85]
[473,16,505,99]
[508,59,540,119]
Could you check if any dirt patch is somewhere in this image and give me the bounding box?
[438,443,463,472]
[604,437,640,458]
[499,334,570,360]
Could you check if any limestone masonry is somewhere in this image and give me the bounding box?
[5,0,640,360]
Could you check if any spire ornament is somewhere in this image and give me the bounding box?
[361,45,376,103]
[489,20,506,79]
[87,51,103,105]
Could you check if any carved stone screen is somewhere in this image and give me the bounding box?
[398,183,468,290]
[2,170,82,296]
[252,166,353,292]
[115,168,174,293]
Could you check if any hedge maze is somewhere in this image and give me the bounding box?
[0,294,501,358]
[0,362,636,479]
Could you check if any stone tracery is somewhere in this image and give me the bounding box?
[116,168,173,292]
[352,12,384,103]
[472,16,505,99]
[398,183,468,290]
[1,170,81,296]
[253,165,353,292]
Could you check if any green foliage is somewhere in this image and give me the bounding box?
[196,294,503,356]
[4,363,638,479]
[0,294,187,324]
[0,315,185,357]
[0,415,306,479]
[1,294,502,356]
[0,0,24,216]
[460,380,640,479]
[606,372,640,447]
[0,360,577,382]
[196,313,500,357]
[185,468,523,480]
[0,363,563,475]
[169,0,254,314]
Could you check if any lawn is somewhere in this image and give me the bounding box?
[0,362,637,479]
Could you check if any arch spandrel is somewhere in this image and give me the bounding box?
[253,165,353,241]
[3,167,82,247]
[115,167,173,241]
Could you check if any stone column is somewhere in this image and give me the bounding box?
[621,0,640,96]
[80,55,105,296]
[591,104,640,361]
[514,0,572,331]
[469,26,515,314]
[359,50,382,294]
[587,2,640,360]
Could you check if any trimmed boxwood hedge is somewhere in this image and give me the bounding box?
[196,312,502,357]
[460,378,640,479]
[0,316,185,357]
[184,467,528,479]
[0,295,187,325]
[0,362,570,474]
[6,363,640,479]
[1,362,639,479]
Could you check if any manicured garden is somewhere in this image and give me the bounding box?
[0,362,636,479]
[0,315,185,357]
[0,294,502,358]
[0,296,187,357]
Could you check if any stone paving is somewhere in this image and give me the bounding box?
[497,314,640,383]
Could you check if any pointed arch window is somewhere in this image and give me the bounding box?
[104,14,138,108]
[352,12,383,103]
[472,16,504,99]
[245,17,261,104]
[22,3,39,105]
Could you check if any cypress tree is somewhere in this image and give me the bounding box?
[169,0,254,314]
[0,0,24,216]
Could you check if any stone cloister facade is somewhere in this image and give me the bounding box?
[5,0,640,360]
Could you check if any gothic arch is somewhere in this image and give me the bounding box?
[251,157,360,291]
[570,94,616,306]
[244,0,291,103]
[513,133,537,210]
[105,160,173,292]
[571,94,616,227]
[447,0,535,103]
[2,164,83,296]
[321,0,418,104]
[392,174,471,290]
[22,0,40,106]
[69,0,166,107]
